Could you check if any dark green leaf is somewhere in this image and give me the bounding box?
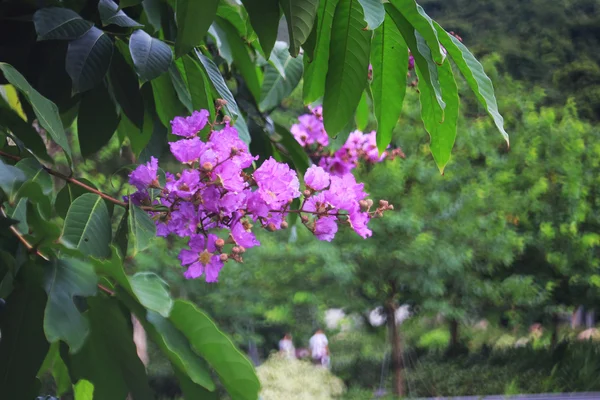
[129,29,173,82]
[128,199,156,255]
[279,0,320,57]
[371,13,408,152]
[208,23,234,65]
[0,105,51,163]
[389,0,443,64]
[130,272,172,317]
[355,90,369,130]
[0,63,72,159]
[33,7,93,41]
[169,63,193,113]
[0,251,15,299]
[416,50,459,172]
[55,178,97,220]
[78,83,119,157]
[0,157,26,195]
[174,364,218,399]
[43,258,97,353]
[66,27,114,93]
[195,51,239,117]
[63,297,154,400]
[358,0,384,30]
[0,264,49,400]
[169,300,261,400]
[15,159,52,196]
[182,55,215,116]
[109,42,144,129]
[61,193,112,258]
[120,0,143,7]
[141,0,163,32]
[99,0,143,27]
[323,0,372,136]
[240,0,280,57]
[151,72,188,132]
[260,42,304,111]
[175,0,219,58]
[274,123,310,176]
[434,22,508,145]
[303,0,338,103]
[11,198,28,234]
[234,115,251,145]
[38,343,71,396]
[114,210,129,257]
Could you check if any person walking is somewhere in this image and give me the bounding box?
[309,328,330,368]
[278,333,296,359]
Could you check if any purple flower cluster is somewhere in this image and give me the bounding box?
[128,109,392,283]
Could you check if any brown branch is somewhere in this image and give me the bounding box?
[0,150,155,211]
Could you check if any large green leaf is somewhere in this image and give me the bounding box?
[128,200,156,255]
[130,272,172,317]
[323,0,372,136]
[434,22,509,145]
[61,193,112,258]
[371,13,408,152]
[129,29,173,82]
[63,297,154,400]
[416,48,459,172]
[33,7,93,41]
[55,178,98,220]
[0,157,26,195]
[195,51,239,117]
[65,27,114,93]
[274,123,310,176]
[175,0,219,58]
[279,0,320,57]
[151,72,188,132]
[358,0,384,30]
[38,342,71,396]
[355,90,369,131]
[208,23,234,66]
[216,18,262,102]
[260,43,304,111]
[170,62,193,113]
[43,258,98,353]
[14,157,53,196]
[240,0,280,57]
[99,0,143,27]
[0,63,72,159]
[0,264,48,400]
[302,0,338,103]
[182,55,215,116]
[78,83,119,157]
[389,0,443,64]
[0,101,51,163]
[175,367,219,399]
[170,300,260,400]
[109,41,144,129]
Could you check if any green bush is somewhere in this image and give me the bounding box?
[418,328,450,350]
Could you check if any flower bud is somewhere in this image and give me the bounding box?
[238,246,246,253]
[220,253,228,262]
[215,238,225,248]
[215,98,228,108]
[359,200,369,211]
[266,222,276,232]
[202,161,213,171]
[223,115,231,124]
[301,215,309,223]
[366,199,373,208]
[303,189,312,197]
[281,221,288,229]
[379,200,389,208]
[388,204,394,210]
[232,246,242,254]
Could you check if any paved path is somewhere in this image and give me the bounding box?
[415,393,600,400]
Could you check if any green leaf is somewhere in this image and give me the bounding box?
[0,251,15,298]
[323,0,372,136]
[169,63,193,113]
[303,0,338,104]
[129,29,173,82]
[260,43,304,111]
[240,0,280,57]
[279,0,320,57]
[0,157,26,195]
[0,63,72,159]
[182,55,215,116]
[151,72,188,132]
[208,24,234,65]
[120,0,143,7]
[63,297,154,400]
[416,50,459,172]
[216,18,262,102]
[175,0,219,58]
[358,0,384,30]
[234,115,251,145]
[38,343,71,396]
[128,199,156,255]
[13,158,53,199]
[109,41,144,129]
[43,258,97,353]
[0,264,49,400]
[175,366,219,399]
[61,193,112,258]
[74,379,95,400]
[33,7,93,41]
[196,51,239,117]
[99,0,143,27]
[388,0,443,64]
[371,13,408,152]
[78,84,119,157]
[434,22,509,145]
[355,90,369,131]
[130,272,173,317]
[10,198,28,235]
[55,179,97,220]
[66,27,114,93]
[274,123,310,176]
[170,300,260,400]
[0,106,51,163]
[114,210,129,257]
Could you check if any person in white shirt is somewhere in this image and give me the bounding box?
[278,333,296,359]
[308,329,329,367]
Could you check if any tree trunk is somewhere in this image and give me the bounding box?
[386,302,404,397]
[449,318,460,348]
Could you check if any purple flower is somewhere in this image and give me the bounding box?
[170,169,202,199]
[129,156,159,190]
[304,165,330,191]
[169,137,206,164]
[304,192,332,215]
[349,210,372,238]
[209,123,255,168]
[408,54,415,70]
[178,234,224,282]
[326,174,366,211]
[253,157,300,209]
[168,201,199,237]
[291,109,328,147]
[231,220,260,248]
[214,161,246,192]
[246,191,269,219]
[171,110,209,137]
[219,191,247,216]
[314,216,338,241]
